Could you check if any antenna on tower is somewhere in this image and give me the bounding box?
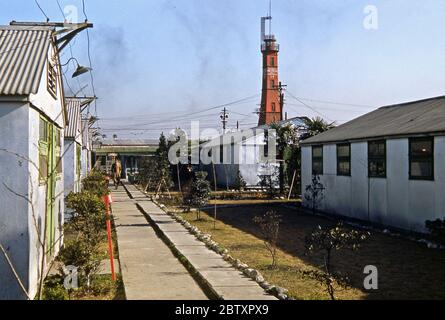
[269,0,272,34]
[261,1,273,44]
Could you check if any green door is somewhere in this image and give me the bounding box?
[45,123,57,256]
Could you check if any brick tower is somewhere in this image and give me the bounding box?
[258,15,282,126]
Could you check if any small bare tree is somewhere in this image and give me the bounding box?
[304,175,325,214]
[303,223,370,300]
[253,210,282,269]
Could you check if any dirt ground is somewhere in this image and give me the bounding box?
[185,203,445,300]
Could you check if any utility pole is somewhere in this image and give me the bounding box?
[277,81,287,121]
[220,107,229,132]
[276,81,287,195]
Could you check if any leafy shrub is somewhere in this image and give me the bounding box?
[82,170,109,197]
[234,170,247,191]
[58,239,103,289]
[188,171,211,220]
[42,275,69,300]
[65,191,107,288]
[425,218,445,245]
[66,191,107,235]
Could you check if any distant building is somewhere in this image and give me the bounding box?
[93,139,158,179]
[64,98,83,196]
[201,117,307,188]
[301,96,445,233]
[0,25,67,299]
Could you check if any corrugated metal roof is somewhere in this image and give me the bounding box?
[0,26,53,95]
[101,139,159,146]
[65,98,81,138]
[301,96,445,145]
[203,116,308,147]
[94,146,158,155]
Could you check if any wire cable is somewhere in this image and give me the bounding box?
[56,0,86,98]
[34,0,49,21]
[285,89,335,122]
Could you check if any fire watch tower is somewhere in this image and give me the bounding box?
[258,13,284,126]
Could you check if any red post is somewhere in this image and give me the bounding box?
[102,194,116,281]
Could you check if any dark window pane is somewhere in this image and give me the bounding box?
[39,154,48,181]
[369,160,386,177]
[369,140,385,157]
[411,161,433,178]
[56,156,62,174]
[337,145,350,157]
[411,140,432,156]
[39,118,47,142]
[338,160,350,175]
[409,138,434,180]
[313,160,323,175]
[312,146,323,158]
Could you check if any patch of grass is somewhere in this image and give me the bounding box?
[176,210,364,300]
[71,274,125,300]
[168,204,445,300]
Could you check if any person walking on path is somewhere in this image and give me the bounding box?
[111,156,122,189]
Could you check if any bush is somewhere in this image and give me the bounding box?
[42,275,69,300]
[234,170,247,191]
[66,191,107,235]
[82,170,109,197]
[65,191,107,288]
[189,171,211,220]
[58,239,103,289]
[425,219,445,245]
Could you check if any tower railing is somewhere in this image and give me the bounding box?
[261,42,279,52]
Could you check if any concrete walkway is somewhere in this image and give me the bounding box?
[111,186,208,300]
[123,183,276,300]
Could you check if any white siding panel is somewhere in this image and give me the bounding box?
[302,137,445,233]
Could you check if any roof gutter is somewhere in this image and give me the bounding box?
[300,131,445,146]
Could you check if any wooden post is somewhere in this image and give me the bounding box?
[177,163,182,198]
[288,169,297,200]
[212,162,218,230]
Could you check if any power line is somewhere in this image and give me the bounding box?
[82,0,97,109]
[294,97,373,108]
[285,102,370,113]
[34,0,49,22]
[82,0,89,21]
[56,0,86,98]
[98,94,259,121]
[285,89,335,122]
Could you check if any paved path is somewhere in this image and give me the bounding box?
[111,186,208,300]
[123,183,276,300]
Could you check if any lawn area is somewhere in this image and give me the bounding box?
[167,203,445,300]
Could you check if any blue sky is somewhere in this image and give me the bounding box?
[2,0,445,138]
